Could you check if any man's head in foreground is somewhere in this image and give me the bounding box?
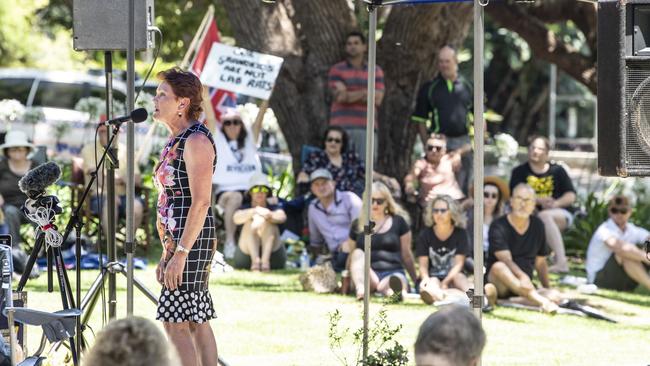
[414,305,486,366]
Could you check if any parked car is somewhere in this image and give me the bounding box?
[0,68,161,160]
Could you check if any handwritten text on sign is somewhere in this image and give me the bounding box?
[200,43,284,100]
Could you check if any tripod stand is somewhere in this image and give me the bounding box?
[16,196,79,366]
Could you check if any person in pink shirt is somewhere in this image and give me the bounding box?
[404,133,464,209]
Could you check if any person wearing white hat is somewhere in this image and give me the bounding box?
[212,107,262,260]
[0,130,39,278]
[232,172,286,272]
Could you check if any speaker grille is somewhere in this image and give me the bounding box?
[624,59,650,174]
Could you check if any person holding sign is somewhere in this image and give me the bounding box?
[212,108,262,259]
[328,31,385,160]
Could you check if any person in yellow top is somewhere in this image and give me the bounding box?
[80,118,144,237]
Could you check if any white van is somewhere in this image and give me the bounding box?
[0,69,159,160]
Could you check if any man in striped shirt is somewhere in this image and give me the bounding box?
[328,31,385,160]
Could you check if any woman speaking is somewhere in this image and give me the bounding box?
[153,67,218,366]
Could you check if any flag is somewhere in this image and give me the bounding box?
[190,20,237,122]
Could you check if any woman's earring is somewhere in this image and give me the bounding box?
[177,112,182,117]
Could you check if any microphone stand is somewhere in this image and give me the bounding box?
[60,121,157,354]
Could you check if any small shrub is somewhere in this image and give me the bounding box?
[328,308,409,366]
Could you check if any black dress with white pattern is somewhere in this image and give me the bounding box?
[154,122,217,323]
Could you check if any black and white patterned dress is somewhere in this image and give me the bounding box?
[154,122,217,323]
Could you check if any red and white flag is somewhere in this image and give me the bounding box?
[190,20,237,122]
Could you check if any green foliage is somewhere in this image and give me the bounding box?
[267,164,295,200]
[564,179,650,256]
[564,192,609,256]
[328,308,409,366]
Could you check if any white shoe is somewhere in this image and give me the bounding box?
[223,242,236,259]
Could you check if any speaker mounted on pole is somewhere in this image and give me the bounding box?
[598,0,650,177]
[72,0,155,51]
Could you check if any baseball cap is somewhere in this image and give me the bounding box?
[309,168,333,182]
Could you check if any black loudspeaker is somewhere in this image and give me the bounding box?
[72,0,155,51]
[598,0,650,176]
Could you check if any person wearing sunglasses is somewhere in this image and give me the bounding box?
[212,107,262,260]
[465,176,510,268]
[347,182,417,300]
[297,126,365,197]
[298,126,400,198]
[486,183,561,314]
[585,195,650,292]
[416,195,476,305]
[411,45,474,196]
[232,173,287,272]
[404,133,464,210]
[509,135,576,273]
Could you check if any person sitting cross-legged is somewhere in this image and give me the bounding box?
[416,195,471,305]
[232,173,287,272]
[586,194,650,292]
[486,183,562,314]
[509,135,576,273]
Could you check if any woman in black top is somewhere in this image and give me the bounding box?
[416,195,471,305]
[348,182,417,300]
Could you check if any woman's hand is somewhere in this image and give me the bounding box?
[164,252,187,290]
[440,277,451,289]
[156,258,166,285]
[296,171,309,183]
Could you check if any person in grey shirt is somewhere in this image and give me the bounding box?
[308,169,362,272]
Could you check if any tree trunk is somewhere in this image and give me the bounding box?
[377,4,472,179]
[221,1,473,180]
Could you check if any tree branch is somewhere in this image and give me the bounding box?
[486,4,596,93]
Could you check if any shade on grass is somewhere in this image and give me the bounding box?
[20,266,650,366]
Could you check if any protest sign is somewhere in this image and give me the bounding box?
[200,43,284,100]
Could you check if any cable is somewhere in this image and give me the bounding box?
[135,27,163,104]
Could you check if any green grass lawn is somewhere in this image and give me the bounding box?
[18,265,650,366]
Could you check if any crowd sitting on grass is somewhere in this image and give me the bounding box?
[219,126,649,313]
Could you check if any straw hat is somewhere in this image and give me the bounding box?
[484,176,510,201]
[0,131,34,155]
[469,176,510,201]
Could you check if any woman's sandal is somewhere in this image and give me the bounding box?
[251,258,261,272]
[261,262,271,272]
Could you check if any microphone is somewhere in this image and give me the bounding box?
[102,108,149,126]
[18,162,61,199]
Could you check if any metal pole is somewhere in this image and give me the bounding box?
[126,0,136,315]
[362,5,378,364]
[472,0,485,326]
[104,52,117,320]
[549,63,557,147]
